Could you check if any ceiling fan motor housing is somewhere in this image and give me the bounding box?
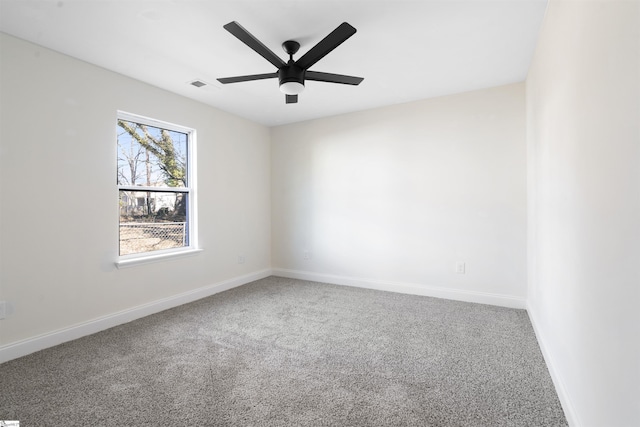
[279,61,306,87]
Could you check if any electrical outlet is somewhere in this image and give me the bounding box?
[456,262,466,274]
[303,250,310,260]
[0,301,6,319]
[237,255,245,264]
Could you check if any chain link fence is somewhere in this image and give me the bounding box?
[119,222,186,255]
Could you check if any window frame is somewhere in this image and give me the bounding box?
[115,111,200,268]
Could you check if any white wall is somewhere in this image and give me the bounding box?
[526,1,640,425]
[271,83,527,307]
[0,34,271,350]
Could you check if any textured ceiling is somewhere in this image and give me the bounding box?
[0,0,548,126]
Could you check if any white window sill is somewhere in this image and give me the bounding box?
[116,248,203,269]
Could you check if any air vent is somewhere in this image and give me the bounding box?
[190,80,207,88]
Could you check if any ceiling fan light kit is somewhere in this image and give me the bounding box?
[217,21,364,104]
[279,81,305,95]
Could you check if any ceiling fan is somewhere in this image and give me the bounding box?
[217,21,364,104]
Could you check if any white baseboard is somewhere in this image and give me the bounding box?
[0,269,272,364]
[0,268,525,364]
[527,303,580,427]
[272,268,526,309]
[3,268,575,425]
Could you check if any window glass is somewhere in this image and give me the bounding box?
[117,115,195,257]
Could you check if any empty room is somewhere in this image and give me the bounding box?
[0,0,638,426]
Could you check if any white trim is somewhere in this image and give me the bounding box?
[272,268,526,309]
[0,269,527,364]
[527,303,581,427]
[188,126,199,250]
[0,269,272,364]
[118,185,190,193]
[116,247,203,269]
[117,110,194,135]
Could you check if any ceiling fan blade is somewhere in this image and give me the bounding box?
[217,72,278,84]
[286,94,298,104]
[305,71,364,86]
[295,22,357,70]
[223,21,286,69]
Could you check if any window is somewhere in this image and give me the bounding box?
[116,112,198,266]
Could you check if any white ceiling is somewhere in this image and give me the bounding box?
[0,0,547,126]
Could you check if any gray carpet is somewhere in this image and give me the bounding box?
[1,276,567,426]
